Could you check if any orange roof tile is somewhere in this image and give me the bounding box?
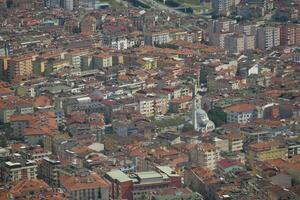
[60,172,109,191]
[225,103,256,112]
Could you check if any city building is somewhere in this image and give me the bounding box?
[246,140,288,171]
[39,157,61,187]
[144,31,171,45]
[225,103,257,124]
[7,55,33,81]
[190,143,220,170]
[62,0,73,10]
[60,171,110,200]
[81,15,97,34]
[0,154,37,182]
[280,24,300,46]
[256,26,281,51]
[105,166,181,200]
[93,54,113,68]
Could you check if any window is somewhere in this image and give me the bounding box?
[98,189,102,198]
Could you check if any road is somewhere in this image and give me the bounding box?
[134,0,188,16]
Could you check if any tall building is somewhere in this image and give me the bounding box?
[62,0,73,10]
[280,24,300,46]
[0,56,9,81]
[212,0,229,15]
[0,41,13,57]
[0,155,37,182]
[39,157,61,187]
[190,143,220,170]
[256,26,280,51]
[225,34,245,54]
[224,34,255,54]
[7,55,33,81]
[212,0,239,15]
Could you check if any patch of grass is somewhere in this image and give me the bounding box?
[176,0,199,6]
[153,116,185,128]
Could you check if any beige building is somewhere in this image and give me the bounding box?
[222,132,244,152]
[191,143,220,170]
[138,97,155,117]
[8,56,33,81]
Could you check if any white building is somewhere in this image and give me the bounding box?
[256,26,280,51]
[225,103,257,124]
[192,97,215,133]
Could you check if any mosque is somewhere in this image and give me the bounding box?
[190,80,215,133]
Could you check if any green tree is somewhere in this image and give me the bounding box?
[208,107,227,127]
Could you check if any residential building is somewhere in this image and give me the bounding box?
[256,26,280,51]
[212,0,238,15]
[246,140,288,171]
[221,132,244,152]
[62,0,73,10]
[224,34,245,54]
[0,96,34,123]
[225,103,257,124]
[8,179,61,200]
[102,35,129,50]
[280,24,300,46]
[138,97,155,117]
[210,32,234,49]
[7,56,33,81]
[190,143,220,170]
[285,139,300,158]
[105,166,181,200]
[0,155,37,182]
[0,56,9,80]
[39,157,61,187]
[0,41,13,57]
[144,31,171,45]
[184,167,221,200]
[93,54,113,68]
[60,171,110,200]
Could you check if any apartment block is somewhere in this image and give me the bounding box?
[7,56,33,81]
[39,157,61,187]
[0,155,37,182]
[93,54,113,68]
[280,24,300,46]
[60,171,110,200]
[225,103,257,124]
[246,140,287,170]
[105,166,181,200]
[190,143,220,170]
[256,26,280,51]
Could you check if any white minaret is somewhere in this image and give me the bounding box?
[192,70,201,131]
[192,97,198,131]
